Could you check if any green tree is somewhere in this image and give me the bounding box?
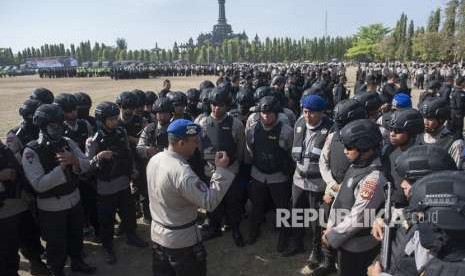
[345,24,390,61]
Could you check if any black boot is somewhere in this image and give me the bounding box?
[310,250,336,276]
[231,226,245,247]
[276,230,290,253]
[281,238,304,257]
[307,245,322,269]
[104,247,117,265]
[30,259,49,276]
[71,259,97,274]
[126,232,148,248]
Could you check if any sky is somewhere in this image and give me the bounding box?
[0,0,448,52]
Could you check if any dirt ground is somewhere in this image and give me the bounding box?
[0,68,421,276]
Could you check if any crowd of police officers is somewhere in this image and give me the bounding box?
[1,62,465,276]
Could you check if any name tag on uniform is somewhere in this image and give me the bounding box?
[268,135,277,140]
[296,127,303,133]
[310,147,322,155]
[222,126,231,130]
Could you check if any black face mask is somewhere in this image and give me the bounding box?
[418,223,449,257]
[45,123,64,142]
[77,107,90,119]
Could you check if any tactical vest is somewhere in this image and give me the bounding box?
[329,131,351,184]
[0,145,21,201]
[252,122,286,174]
[331,164,379,237]
[420,256,465,276]
[95,128,132,181]
[26,140,78,199]
[292,116,332,179]
[203,115,237,163]
[64,119,89,151]
[10,123,39,148]
[416,129,456,152]
[382,144,410,207]
[147,122,169,150]
[387,224,418,276]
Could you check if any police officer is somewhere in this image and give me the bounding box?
[244,96,294,250]
[369,145,457,276]
[147,119,235,276]
[159,79,171,97]
[417,98,464,166]
[167,91,191,120]
[22,104,96,276]
[323,119,385,276]
[74,92,96,131]
[228,87,255,125]
[314,99,368,276]
[449,76,465,139]
[197,86,246,246]
[186,88,201,119]
[54,93,98,238]
[116,91,148,219]
[86,102,147,265]
[284,95,332,266]
[5,98,48,275]
[144,91,158,123]
[0,140,30,276]
[6,99,42,160]
[353,91,383,121]
[30,88,54,104]
[369,171,465,276]
[246,86,291,128]
[133,89,153,124]
[382,109,424,208]
[137,97,174,223]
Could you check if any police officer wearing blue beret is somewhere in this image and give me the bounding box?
[284,95,333,267]
[147,119,236,276]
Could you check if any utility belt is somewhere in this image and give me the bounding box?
[296,167,321,179]
[152,218,197,231]
[152,241,206,263]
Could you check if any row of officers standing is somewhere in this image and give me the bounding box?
[1,76,465,276]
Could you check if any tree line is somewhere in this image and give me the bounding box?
[2,0,465,66]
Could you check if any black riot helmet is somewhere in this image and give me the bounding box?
[54,93,78,113]
[166,91,187,106]
[353,92,383,114]
[33,104,65,142]
[144,91,158,106]
[236,88,255,107]
[152,97,174,114]
[254,86,273,103]
[116,91,138,109]
[340,119,382,151]
[95,101,120,124]
[31,88,54,104]
[132,89,147,108]
[419,98,450,121]
[73,92,92,108]
[199,88,212,114]
[257,96,282,113]
[19,99,41,120]
[333,99,368,129]
[389,109,424,136]
[209,86,232,106]
[186,88,201,103]
[199,80,215,92]
[409,171,465,230]
[395,145,457,184]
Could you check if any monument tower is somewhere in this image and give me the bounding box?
[212,0,233,44]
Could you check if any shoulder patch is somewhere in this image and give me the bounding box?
[195,181,208,193]
[360,178,378,200]
[25,151,35,164]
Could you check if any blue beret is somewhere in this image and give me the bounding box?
[392,93,412,109]
[301,95,326,112]
[167,119,201,138]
